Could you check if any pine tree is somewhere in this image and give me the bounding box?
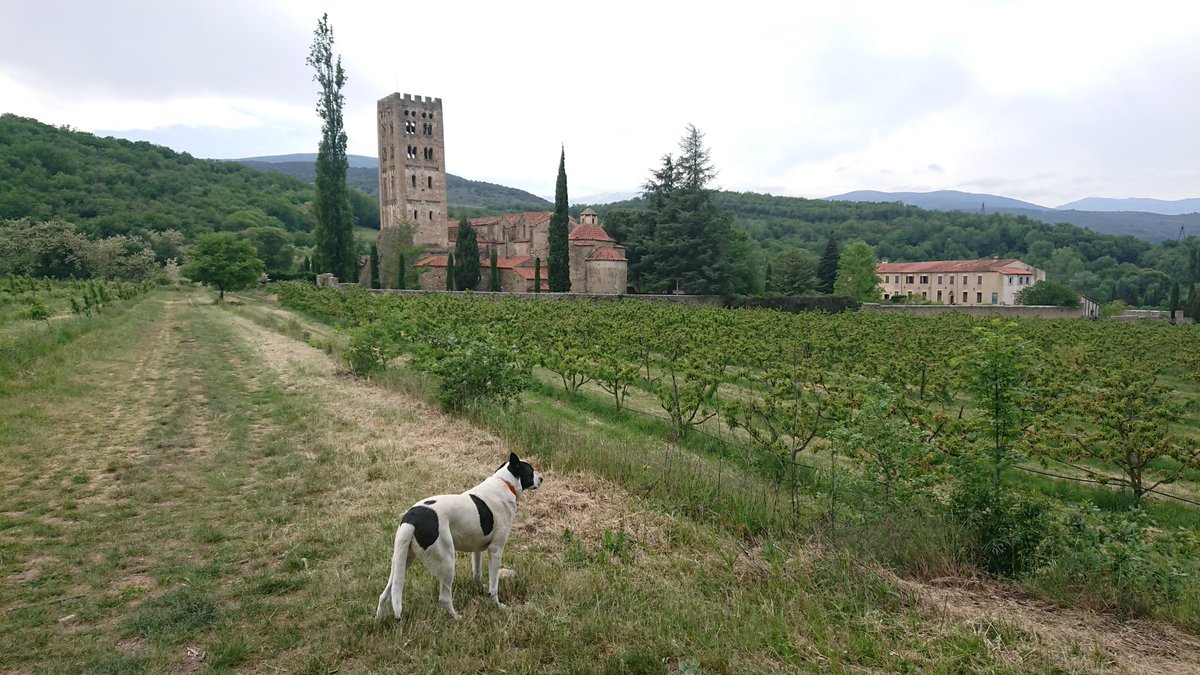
[369,245,380,289]
[453,217,480,291]
[548,148,571,292]
[763,259,774,293]
[534,257,542,293]
[446,253,455,291]
[307,14,354,280]
[816,235,839,294]
[397,253,406,289]
[489,248,500,292]
[636,126,733,295]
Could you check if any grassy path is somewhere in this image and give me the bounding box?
[3,290,1199,673]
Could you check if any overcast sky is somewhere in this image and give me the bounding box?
[3,0,1197,206]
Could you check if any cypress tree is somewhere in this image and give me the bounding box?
[763,259,774,293]
[369,245,380,289]
[489,248,500,292]
[446,253,455,291]
[1187,283,1198,319]
[817,235,839,294]
[453,217,480,291]
[397,253,406,289]
[1169,281,1181,323]
[548,148,571,292]
[534,256,542,293]
[307,14,354,279]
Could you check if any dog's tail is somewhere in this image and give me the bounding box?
[375,522,415,621]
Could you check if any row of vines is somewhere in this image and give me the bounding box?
[275,283,1200,627]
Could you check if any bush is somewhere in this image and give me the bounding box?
[949,480,1050,578]
[1033,506,1199,619]
[426,336,529,412]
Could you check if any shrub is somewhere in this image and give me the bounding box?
[426,336,529,412]
[949,479,1049,578]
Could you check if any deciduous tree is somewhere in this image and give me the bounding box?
[833,241,881,301]
[182,233,264,300]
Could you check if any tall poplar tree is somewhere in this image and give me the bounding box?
[453,217,480,291]
[548,148,571,292]
[307,14,354,280]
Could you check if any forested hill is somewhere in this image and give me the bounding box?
[0,114,379,239]
[232,155,551,212]
[584,191,1199,306]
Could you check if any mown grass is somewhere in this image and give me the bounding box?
[0,289,1184,672]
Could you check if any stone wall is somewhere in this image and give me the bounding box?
[862,303,1090,319]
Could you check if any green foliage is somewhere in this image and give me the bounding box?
[1040,364,1200,504]
[816,236,839,294]
[950,479,1050,577]
[832,240,881,301]
[452,218,480,291]
[629,127,736,295]
[446,253,455,290]
[548,149,571,292]
[1034,505,1200,618]
[182,233,265,299]
[240,226,297,276]
[773,247,817,295]
[533,256,541,293]
[425,336,530,412]
[368,244,380,289]
[958,321,1036,486]
[488,248,500,292]
[23,296,51,324]
[1016,280,1080,307]
[836,384,938,504]
[307,13,355,280]
[0,115,315,240]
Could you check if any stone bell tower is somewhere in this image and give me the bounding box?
[377,93,448,251]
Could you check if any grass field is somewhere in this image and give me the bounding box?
[3,289,1199,673]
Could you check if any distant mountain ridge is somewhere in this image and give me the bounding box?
[827,189,1200,243]
[828,189,1047,213]
[1055,197,1200,215]
[229,154,550,212]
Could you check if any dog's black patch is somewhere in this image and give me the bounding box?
[401,505,439,549]
[469,494,494,536]
[423,500,436,505]
[506,454,537,490]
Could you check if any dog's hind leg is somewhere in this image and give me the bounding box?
[422,538,461,620]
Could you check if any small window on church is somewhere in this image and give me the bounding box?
[411,175,416,188]
[413,210,418,219]
[427,176,432,188]
[429,211,433,220]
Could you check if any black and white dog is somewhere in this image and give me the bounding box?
[375,453,543,621]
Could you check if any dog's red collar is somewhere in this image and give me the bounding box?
[502,480,518,498]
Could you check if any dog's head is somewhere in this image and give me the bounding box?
[500,452,542,492]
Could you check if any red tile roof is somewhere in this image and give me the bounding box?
[514,267,549,281]
[415,256,449,267]
[587,246,626,262]
[996,267,1033,275]
[876,258,1028,274]
[569,224,614,241]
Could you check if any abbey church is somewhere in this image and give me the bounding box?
[375,92,627,294]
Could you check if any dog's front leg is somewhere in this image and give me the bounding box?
[487,545,506,609]
[471,551,484,588]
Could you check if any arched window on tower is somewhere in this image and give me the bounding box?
[411,175,416,188]
[427,176,432,188]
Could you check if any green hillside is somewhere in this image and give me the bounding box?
[0,114,379,239]
[584,192,1199,306]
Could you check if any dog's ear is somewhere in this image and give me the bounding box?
[508,452,520,466]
